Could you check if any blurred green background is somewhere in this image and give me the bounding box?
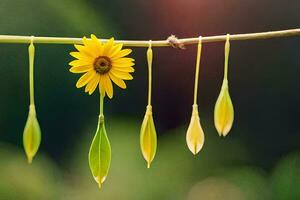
[0,0,300,199]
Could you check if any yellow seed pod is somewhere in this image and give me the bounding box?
[23,105,41,163]
[140,105,157,168]
[214,79,234,136]
[186,105,205,155]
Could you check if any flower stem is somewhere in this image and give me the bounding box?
[224,34,230,81]
[193,37,202,105]
[100,93,104,117]
[28,38,35,105]
[0,28,299,47]
[147,41,153,106]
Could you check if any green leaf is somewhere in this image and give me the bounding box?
[23,105,41,164]
[140,105,157,168]
[88,115,111,189]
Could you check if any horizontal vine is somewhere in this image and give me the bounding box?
[0,28,299,47]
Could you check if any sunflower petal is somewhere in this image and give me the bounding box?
[74,44,84,51]
[76,71,96,88]
[91,34,102,46]
[112,62,135,68]
[83,36,99,53]
[103,75,113,98]
[109,73,127,89]
[88,76,100,95]
[111,69,133,80]
[109,43,123,57]
[74,44,96,58]
[99,75,106,96]
[70,52,91,60]
[112,49,132,60]
[102,38,115,56]
[85,75,99,93]
[82,36,90,46]
[113,66,135,73]
[91,34,103,54]
[113,57,135,64]
[69,59,92,67]
[70,65,93,73]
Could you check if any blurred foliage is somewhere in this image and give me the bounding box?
[0,0,116,36]
[220,167,271,200]
[0,143,62,200]
[1,119,299,199]
[271,152,300,200]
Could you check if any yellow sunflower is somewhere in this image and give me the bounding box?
[69,34,135,98]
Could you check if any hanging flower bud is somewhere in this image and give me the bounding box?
[214,80,234,136]
[214,34,234,136]
[23,105,41,163]
[186,105,205,155]
[88,114,111,189]
[140,41,157,168]
[23,38,41,163]
[140,105,157,168]
[186,36,205,155]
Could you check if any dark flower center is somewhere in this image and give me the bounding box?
[94,56,112,74]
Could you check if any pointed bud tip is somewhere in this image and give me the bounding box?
[27,156,33,164]
[217,128,230,137]
[95,176,105,189]
[192,151,198,156]
[187,146,200,155]
[217,130,222,137]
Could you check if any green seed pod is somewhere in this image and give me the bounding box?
[88,115,111,189]
[214,79,234,136]
[140,105,157,168]
[186,104,205,155]
[23,105,41,163]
